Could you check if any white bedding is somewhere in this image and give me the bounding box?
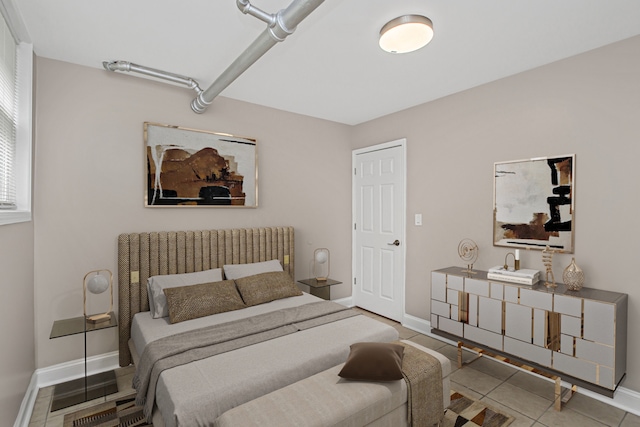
[131,293,400,427]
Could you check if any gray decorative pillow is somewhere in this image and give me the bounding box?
[223,259,283,280]
[163,279,246,324]
[234,271,302,306]
[338,342,405,382]
[147,268,223,318]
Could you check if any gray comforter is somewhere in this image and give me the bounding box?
[134,301,388,424]
[143,303,398,427]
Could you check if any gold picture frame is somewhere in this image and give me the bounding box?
[493,154,575,253]
[144,122,258,207]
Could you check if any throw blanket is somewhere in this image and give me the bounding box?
[399,342,444,427]
[133,301,359,421]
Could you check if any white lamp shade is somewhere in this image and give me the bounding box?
[379,15,433,54]
[315,250,328,264]
[83,269,114,323]
[87,274,110,294]
[313,248,330,281]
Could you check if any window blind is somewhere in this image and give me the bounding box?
[0,11,16,210]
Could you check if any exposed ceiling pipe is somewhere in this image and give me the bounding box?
[102,60,203,95]
[190,0,325,114]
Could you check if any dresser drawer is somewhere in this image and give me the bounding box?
[465,278,489,297]
[478,296,502,334]
[431,272,447,302]
[576,339,614,368]
[504,302,531,343]
[464,324,503,351]
[448,275,464,291]
[520,288,552,311]
[554,294,582,316]
[553,352,597,384]
[504,336,552,367]
[583,301,614,346]
[439,316,463,337]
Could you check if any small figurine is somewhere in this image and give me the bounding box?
[542,245,556,288]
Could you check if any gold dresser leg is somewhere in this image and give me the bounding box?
[554,376,577,410]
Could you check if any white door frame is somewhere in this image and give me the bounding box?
[351,139,407,321]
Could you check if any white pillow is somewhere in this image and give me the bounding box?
[147,268,223,318]
[223,259,283,280]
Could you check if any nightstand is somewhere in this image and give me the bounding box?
[298,278,342,300]
[49,312,118,411]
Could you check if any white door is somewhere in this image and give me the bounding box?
[352,140,406,321]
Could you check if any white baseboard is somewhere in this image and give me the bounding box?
[400,313,640,417]
[402,312,431,335]
[333,296,354,307]
[14,351,120,427]
[13,372,38,427]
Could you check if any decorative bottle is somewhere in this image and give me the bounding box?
[563,258,584,291]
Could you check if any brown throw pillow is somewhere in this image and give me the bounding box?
[338,342,405,381]
[234,271,303,306]
[163,279,246,324]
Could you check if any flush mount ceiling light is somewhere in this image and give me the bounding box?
[379,14,433,54]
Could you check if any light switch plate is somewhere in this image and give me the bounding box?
[130,271,140,284]
[415,213,423,226]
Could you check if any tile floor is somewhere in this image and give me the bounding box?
[28,308,640,427]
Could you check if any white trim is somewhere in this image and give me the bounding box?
[13,352,120,427]
[0,209,31,225]
[580,385,640,417]
[332,296,353,307]
[402,313,640,417]
[13,372,37,427]
[0,36,32,226]
[402,312,431,336]
[351,139,407,323]
[35,351,120,388]
[0,0,31,43]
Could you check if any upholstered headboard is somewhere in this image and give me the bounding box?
[117,226,295,366]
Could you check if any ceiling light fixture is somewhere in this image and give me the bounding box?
[379,14,433,54]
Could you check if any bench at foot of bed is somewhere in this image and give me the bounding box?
[214,341,451,427]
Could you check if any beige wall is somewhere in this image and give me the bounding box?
[28,32,640,410]
[352,35,640,392]
[0,221,35,424]
[33,57,353,368]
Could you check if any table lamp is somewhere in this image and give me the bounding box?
[313,248,330,282]
[83,269,113,323]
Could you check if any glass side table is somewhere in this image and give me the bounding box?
[298,278,342,300]
[49,312,119,411]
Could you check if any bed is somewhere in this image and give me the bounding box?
[117,226,450,427]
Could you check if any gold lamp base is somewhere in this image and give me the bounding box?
[86,313,111,324]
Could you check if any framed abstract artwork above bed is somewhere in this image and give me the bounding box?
[144,122,258,207]
[493,154,575,253]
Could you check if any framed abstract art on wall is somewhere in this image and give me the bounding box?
[493,154,575,253]
[144,122,258,207]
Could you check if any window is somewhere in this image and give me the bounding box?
[0,1,32,226]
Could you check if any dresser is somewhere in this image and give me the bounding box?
[430,267,627,398]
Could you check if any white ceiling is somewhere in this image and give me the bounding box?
[14,0,640,125]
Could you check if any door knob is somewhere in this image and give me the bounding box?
[388,240,400,246]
